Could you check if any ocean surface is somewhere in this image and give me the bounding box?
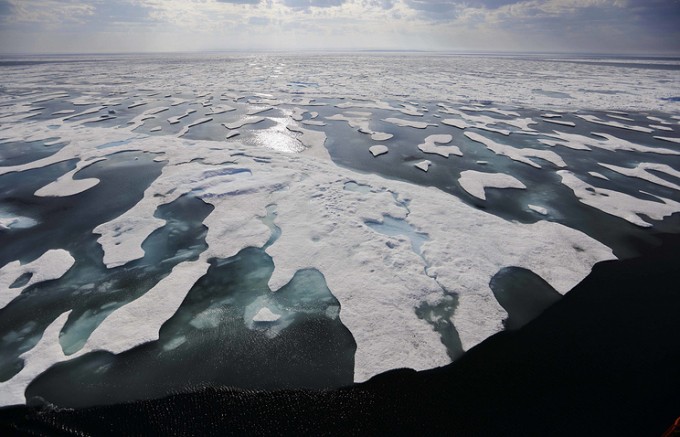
[0,52,678,408]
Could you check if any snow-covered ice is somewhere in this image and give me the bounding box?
[0,52,677,406]
[0,250,75,309]
[369,145,389,157]
[458,170,527,200]
[465,131,566,168]
[417,134,462,157]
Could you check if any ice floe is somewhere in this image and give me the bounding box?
[167,109,196,124]
[0,312,71,406]
[588,171,609,180]
[543,118,575,127]
[325,112,392,141]
[417,134,461,157]
[465,131,566,168]
[81,259,210,354]
[384,118,436,129]
[252,307,281,323]
[415,160,431,172]
[543,131,679,155]
[654,136,680,144]
[528,204,548,215]
[223,116,265,130]
[458,170,526,201]
[369,145,389,157]
[575,114,654,133]
[558,170,680,227]
[599,162,680,191]
[0,250,75,309]
[34,158,105,197]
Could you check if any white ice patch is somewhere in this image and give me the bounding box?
[528,204,548,215]
[558,170,680,227]
[252,307,281,323]
[415,160,431,172]
[223,116,265,130]
[81,259,210,354]
[208,104,236,115]
[383,117,435,129]
[167,109,196,124]
[0,250,75,309]
[654,136,680,144]
[0,311,71,406]
[336,100,424,116]
[0,214,38,231]
[543,118,576,127]
[544,131,679,155]
[650,125,673,132]
[34,158,105,197]
[417,134,462,157]
[325,112,392,142]
[285,123,330,160]
[439,105,533,134]
[588,171,609,180]
[599,162,680,191]
[575,114,654,133]
[465,131,566,168]
[458,170,526,201]
[369,145,389,157]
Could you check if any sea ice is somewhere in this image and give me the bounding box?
[575,114,654,133]
[599,162,680,191]
[222,116,265,130]
[81,259,210,354]
[252,307,281,323]
[458,170,526,201]
[34,158,105,197]
[0,250,75,309]
[465,131,566,168]
[543,118,575,127]
[588,171,609,180]
[528,204,548,215]
[325,112,392,142]
[558,170,680,227]
[545,131,679,155]
[383,117,435,129]
[0,312,71,406]
[417,134,461,157]
[369,145,388,157]
[654,136,680,144]
[415,160,431,172]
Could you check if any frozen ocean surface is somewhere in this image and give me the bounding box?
[0,52,678,407]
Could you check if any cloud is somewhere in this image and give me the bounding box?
[248,15,270,25]
[282,0,347,10]
[405,0,461,19]
[216,0,262,4]
[0,0,678,54]
[0,0,96,24]
[0,0,14,16]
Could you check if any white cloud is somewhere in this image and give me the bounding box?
[0,0,677,53]
[3,0,96,24]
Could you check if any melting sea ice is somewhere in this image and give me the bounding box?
[0,52,678,407]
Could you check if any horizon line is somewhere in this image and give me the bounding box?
[1,48,680,59]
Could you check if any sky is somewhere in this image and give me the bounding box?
[0,0,678,55]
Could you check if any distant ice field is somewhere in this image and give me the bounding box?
[0,53,678,408]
